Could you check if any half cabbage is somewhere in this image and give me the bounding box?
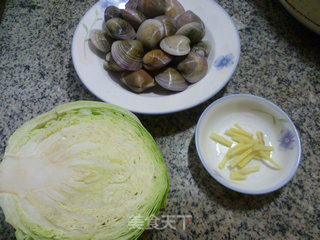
[0,101,169,240]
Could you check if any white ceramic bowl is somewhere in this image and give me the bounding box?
[279,0,320,35]
[195,94,301,194]
[71,0,240,114]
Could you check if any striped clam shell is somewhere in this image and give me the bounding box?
[111,40,144,71]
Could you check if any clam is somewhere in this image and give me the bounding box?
[191,41,211,58]
[121,8,146,30]
[121,70,156,93]
[155,67,188,91]
[176,10,203,28]
[104,6,121,22]
[111,40,144,71]
[154,15,177,37]
[177,52,208,83]
[104,53,124,72]
[138,0,166,18]
[125,0,139,10]
[176,22,205,43]
[136,19,165,49]
[105,18,136,40]
[160,35,191,56]
[165,0,185,18]
[89,29,111,53]
[143,49,172,71]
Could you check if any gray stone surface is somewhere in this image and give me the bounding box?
[0,0,319,239]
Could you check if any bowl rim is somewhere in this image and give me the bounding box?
[195,94,302,195]
[279,0,320,35]
[71,0,241,115]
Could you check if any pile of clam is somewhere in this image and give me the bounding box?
[90,0,211,93]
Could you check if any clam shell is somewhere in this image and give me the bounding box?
[154,15,177,37]
[191,41,211,58]
[143,49,172,71]
[136,19,165,50]
[176,22,205,43]
[105,18,136,40]
[121,8,146,30]
[111,40,145,71]
[155,67,188,91]
[165,0,185,18]
[89,29,111,53]
[121,70,156,93]
[138,0,166,18]
[160,35,191,56]
[177,52,208,83]
[125,0,139,10]
[104,53,124,72]
[104,6,121,22]
[176,10,203,28]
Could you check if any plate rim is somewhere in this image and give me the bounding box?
[195,93,302,195]
[71,0,241,115]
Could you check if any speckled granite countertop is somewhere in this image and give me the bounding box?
[0,0,319,239]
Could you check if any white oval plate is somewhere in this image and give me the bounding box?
[196,94,301,194]
[72,0,240,114]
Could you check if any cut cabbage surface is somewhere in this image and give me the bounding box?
[0,101,169,240]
